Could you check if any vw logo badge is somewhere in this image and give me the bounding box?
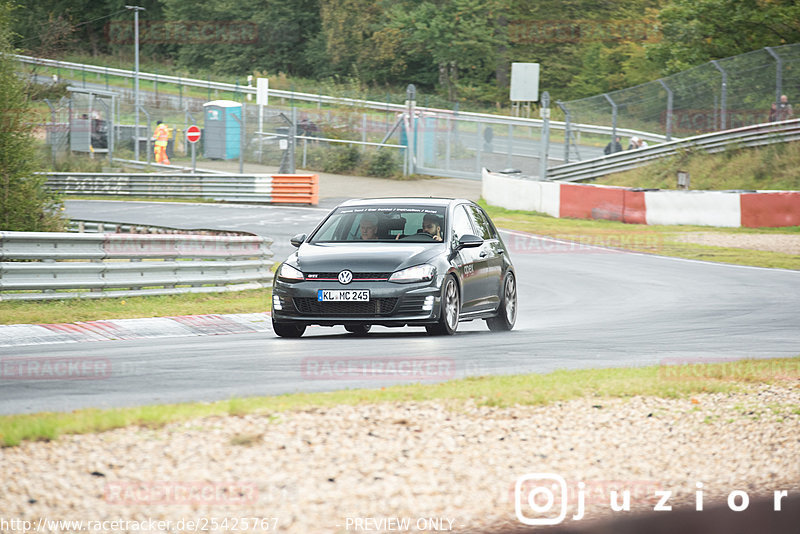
[338,270,353,284]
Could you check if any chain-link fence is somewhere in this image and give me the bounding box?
[561,44,800,143]
[29,44,800,180]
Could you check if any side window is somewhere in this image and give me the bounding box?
[451,205,475,241]
[467,205,496,240]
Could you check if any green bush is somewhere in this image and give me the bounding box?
[322,145,361,174]
[365,150,399,178]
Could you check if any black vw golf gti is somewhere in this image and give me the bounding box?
[271,198,517,337]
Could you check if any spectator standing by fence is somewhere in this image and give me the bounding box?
[604,136,622,155]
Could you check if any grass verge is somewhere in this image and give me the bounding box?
[0,289,271,325]
[594,142,800,191]
[1,356,797,447]
[480,202,800,270]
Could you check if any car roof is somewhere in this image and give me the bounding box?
[337,197,473,208]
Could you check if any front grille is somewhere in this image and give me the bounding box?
[304,272,392,281]
[292,298,399,316]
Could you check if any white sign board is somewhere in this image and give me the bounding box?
[510,63,540,102]
[257,78,269,106]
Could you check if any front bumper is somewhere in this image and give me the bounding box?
[272,279,441,327]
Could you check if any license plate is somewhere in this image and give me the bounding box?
[317,289,370,302]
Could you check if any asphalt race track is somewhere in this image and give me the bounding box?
[1,200,798,414]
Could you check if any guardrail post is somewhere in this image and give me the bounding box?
[658,79,674,141]
[765,47,783,109]
[603,93,618,153]
[711,60,728,130]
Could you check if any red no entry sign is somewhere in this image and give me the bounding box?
[186,125,201,143]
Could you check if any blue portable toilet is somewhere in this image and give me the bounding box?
[203,100,241,159]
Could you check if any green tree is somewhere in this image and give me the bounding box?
[384,0,505,100]
[648,0,800,73]
[0,1,64,231]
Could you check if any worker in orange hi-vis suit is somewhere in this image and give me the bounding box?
[153,120,171,164]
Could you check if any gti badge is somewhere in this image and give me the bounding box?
[338,270,353,284]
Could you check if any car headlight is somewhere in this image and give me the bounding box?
[389,264,435,283]
[278,263,304,281]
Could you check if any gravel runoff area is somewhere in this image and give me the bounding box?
[673,232,800,255]
[1,382,798,533]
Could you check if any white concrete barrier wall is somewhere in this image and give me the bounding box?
[482,170,800,228]
[539,181,561,218]
[481,170,560,217]
[644,191,742,227]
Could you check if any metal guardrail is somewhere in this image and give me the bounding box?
[16,54,671,143]
[0,232,274,301]
[42,172,320,204]
[41,172,274,202]
[113,158,229,174]
[68,219,253,236]
[547,119,800,182]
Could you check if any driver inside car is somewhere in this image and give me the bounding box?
[396,213,442,241]
[358,214,379,240]
[421,213,443,241]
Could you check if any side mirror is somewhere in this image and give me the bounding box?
[457,234,484,250]
[290,233,307,247]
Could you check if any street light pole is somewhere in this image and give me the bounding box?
[125,5,145,161]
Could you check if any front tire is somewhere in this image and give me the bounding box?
[426,275,460,335]
[486,272,517,332]
[272,319,306,338]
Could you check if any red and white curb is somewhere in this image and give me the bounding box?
[0,313,271,348]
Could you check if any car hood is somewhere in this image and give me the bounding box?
[291,242,443,273]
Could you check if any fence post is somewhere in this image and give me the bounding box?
[658,79,674,141]
[539,91,550,179]
[711,60,728,130]
[289,106,297,174]
[405,84,416,175]
[603,93,618,153]
[43,98,58,168]
[557,100,570,163]
[362,112,367,151]
[765,47,783,109]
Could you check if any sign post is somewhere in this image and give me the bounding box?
[186,125,201,173]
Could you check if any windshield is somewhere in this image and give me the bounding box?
[309,205,447,243]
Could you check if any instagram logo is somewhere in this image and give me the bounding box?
[514,473,568,526]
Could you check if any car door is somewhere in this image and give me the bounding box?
[450,204,486,312]
[464,204,501,309]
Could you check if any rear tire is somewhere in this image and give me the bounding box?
[426,275,460,335]
[344,324,371,336]
[272,319,306,338]
[486,272,517,332]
